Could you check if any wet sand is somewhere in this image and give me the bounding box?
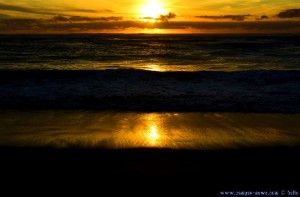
[0,110,299,194]
[0,110,299,149]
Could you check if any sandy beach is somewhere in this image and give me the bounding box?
[1,110,299,149]
[0,110,299,194]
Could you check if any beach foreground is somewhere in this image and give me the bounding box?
[1,110,299,149]
[0,110,299,194]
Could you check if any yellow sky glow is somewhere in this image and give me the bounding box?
[0,0,300,33]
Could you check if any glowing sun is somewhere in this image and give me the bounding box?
[141,0,168,19]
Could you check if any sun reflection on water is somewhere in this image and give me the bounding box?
[123,63,204,72]
[0,111,299,149]
[145,64,165,72]
[111,113,167,148]
[144,114,162,145]
[147,125,159,145]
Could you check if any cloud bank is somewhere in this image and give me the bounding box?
[195,15,251,21]
[1,18,300,34]
[0,2,112,17]
[277,9,300,18]
[52,15,123,22]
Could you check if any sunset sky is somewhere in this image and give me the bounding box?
[1,0,300,33]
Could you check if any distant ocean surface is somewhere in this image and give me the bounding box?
[0,34,299,112]
[1,34,300,71]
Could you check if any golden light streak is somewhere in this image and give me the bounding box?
[145,64,166,72]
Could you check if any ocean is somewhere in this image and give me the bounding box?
[0,34,300,149]
[0,34,300,71]
[0,34,300,112]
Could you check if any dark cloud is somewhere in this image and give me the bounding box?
[69,9,113,13]
[141,12,176,22]
[195,15,251,21]
[0,3,56,15]
[0,3,36,13]
[261,15,269,20]
[70,16,122,22]
[0,18,42,31]
[98,17,123,21]
[172,21,300,32]
[70,16,97,22]
[159,12,177,22]
[141,16,154,20]
[0,13,11,19]
[53,15,69,22]
[0,3,113,16]
[277,9,300,18]
[52,15,123,22]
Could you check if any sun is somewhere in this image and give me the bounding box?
[141,0,168,20]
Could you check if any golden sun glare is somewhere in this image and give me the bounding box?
[141,0,168,20]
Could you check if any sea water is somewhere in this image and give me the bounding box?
[0,34,299,149]
[1,34,300,71]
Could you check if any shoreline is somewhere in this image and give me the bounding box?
[0,69,299,113]
[1,110,299,149]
